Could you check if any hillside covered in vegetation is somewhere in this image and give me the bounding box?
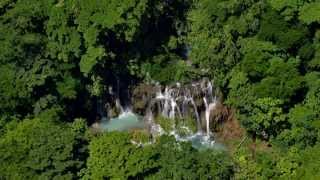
[0,0,320,179]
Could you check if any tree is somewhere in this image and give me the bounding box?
[276,72,320,148]
[82,132,158,179]
[253,57,304,102]
[295,143,320,179]
[147,136,234,179]
[299,1,320,24]
[244,98,286,139]
[0,118,88,179]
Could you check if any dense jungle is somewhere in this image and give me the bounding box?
[0,0,320,179]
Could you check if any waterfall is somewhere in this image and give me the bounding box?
[201,80,218,136]
[96,78,220,149]
[203,97,217,136]
[169,98,176,119]
[203,98,209,136]
[115,98,124,114]
[102,78,219,136]
[156,87,177,119]
[149,79,218,135]
[190,98,201,131]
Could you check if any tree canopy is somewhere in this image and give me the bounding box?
[0,0,320,179]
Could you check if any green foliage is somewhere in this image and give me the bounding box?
[258,7,309,50]
[1,0,320,178]
[244,98,286,138]
[57,75,79,99]
[131,130,151,143]
[0,118,87,179]
[46,3,82,62]
[276,105,318,149]
[276,72,320,148]
[235,140,320,179]
[83,133,234,179]
[176,116,198,135]
[226,69,256,113]
[76,0,147,42]
[268,0,303,19]
[299,1,320,24]
[155,116,175,133]
[148,135,234,179]
[295,143,320,179]
[254,57,303,101]
[82,132,158,179]
[154,116,197,136]
[141,54,195,83]
[80,46,106,74]
[239,38,278,79]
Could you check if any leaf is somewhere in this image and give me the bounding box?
[79,46,105,74]
[299,2,320,24]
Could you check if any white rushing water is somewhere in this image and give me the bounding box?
[148,79,219,149]
[100,111,144,131]
[203,97,217,136]
[97,78,221,150]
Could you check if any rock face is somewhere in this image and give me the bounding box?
[131,84,157,115]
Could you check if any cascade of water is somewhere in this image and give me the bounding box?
[202,80,218,136]
[146,109,153,124]
[176,103,183,119]
[184,88,201,131]
[98,78,222,149]
[203,97,210,136]
[163,87,169,117]
[207,81,213,101]
[182,96,188,117]
[169,98,176,119]
[115,98,124,114]
[156,87,176,119]
[190,98,201,131]
[154,82,208,132]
